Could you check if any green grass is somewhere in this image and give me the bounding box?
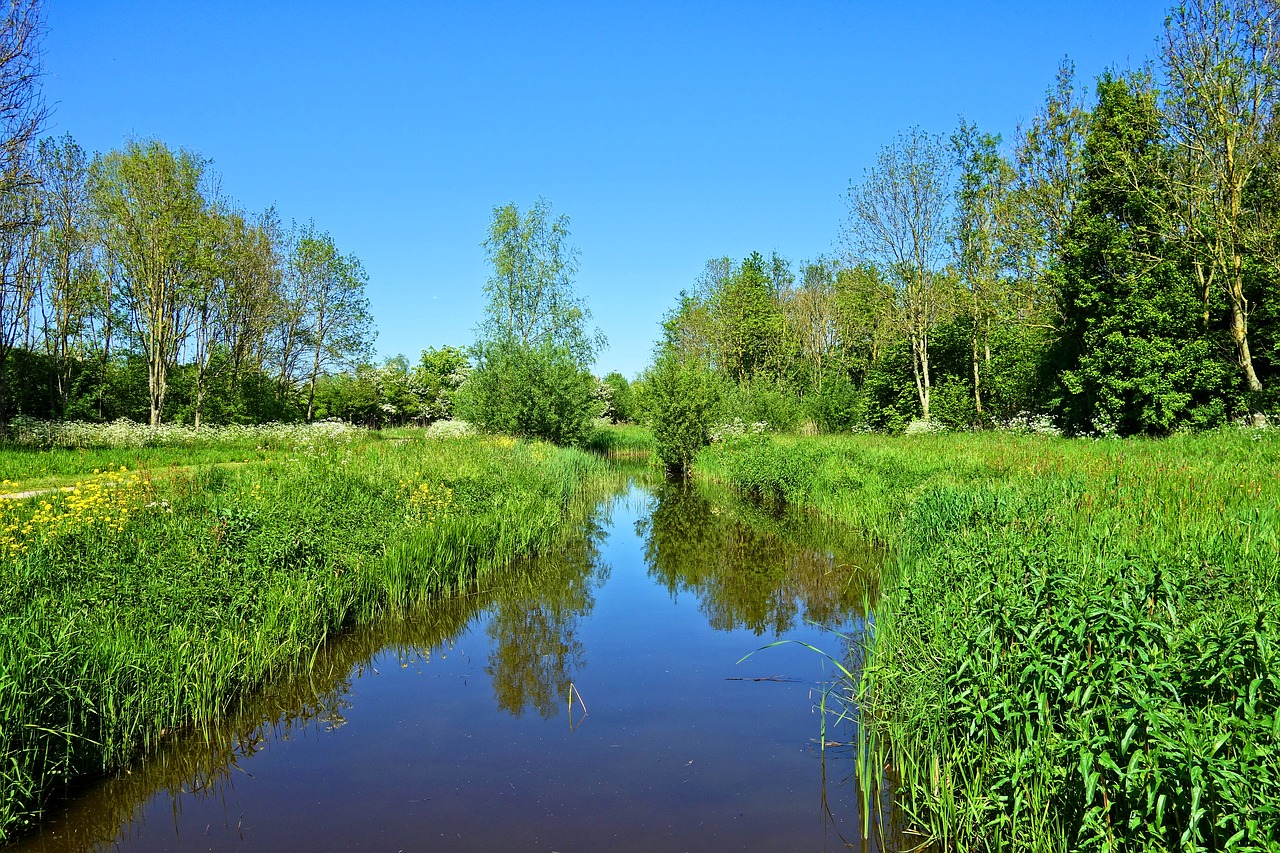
[582,423,656,457]
[0,428,613,842]
[697,429,1280,852]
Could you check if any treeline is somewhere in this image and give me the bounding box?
[645,0,1279,443]
[0,135,377,427]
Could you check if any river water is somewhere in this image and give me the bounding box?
[13,477,905,852]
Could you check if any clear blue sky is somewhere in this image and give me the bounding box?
[45,1,1169,380]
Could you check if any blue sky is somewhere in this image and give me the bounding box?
[45,1,1168,380]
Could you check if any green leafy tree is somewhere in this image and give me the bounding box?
[415,344,469,422]
[643,350,721,478]
[479,198,603,361]
[1055,73,1233,434]
[287,222,376,420]
[600,371,635,423]
[90,140,209,426]
[845,128,954,421]
[1163,0,1279,414]
[457,340,597,445]
[467,200,604,444]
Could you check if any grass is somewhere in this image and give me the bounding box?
[697,429,1280,852]
[0,425,613,842]
[582,423,656,457]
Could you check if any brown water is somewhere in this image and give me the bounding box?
[12,478,915,852]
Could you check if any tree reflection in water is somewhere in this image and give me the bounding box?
[484,509,611,718]
[639,480,880,636]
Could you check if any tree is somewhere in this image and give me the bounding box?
[1163,0,1279,414]
[415,344,469,422]
[951,120,1017,419]
[287,223,375,420]
[1011,59,1091,304]
[1055,73,1233,434]
[479,198,602,362]
[34,134,96,417]
[90,140,209,426]
[845,128,953,421]
[467,200,604,444]
[456,339,597,445]
[600,371,635,423]
[643,348,721,478]
[0,0,43,424]
[713,251,785,382]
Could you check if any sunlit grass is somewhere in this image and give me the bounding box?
[698,428,1280,852]
[0,427,612,842]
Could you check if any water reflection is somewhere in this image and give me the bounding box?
[12,476,906,852]
[641,480,880,635]
[485,508,610,718]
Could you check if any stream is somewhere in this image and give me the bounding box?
[12,476,906,852]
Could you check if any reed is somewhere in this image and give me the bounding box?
[698,429,1280,852]
[0,428,611,842]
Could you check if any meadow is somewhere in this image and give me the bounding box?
[698,429,1279,852]
[0,422,612,842]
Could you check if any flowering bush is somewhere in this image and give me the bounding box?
[3,417,363,450]
[709,418,769,443]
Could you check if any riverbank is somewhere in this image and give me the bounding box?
[0,426,611,842]
[697,430,1279,851]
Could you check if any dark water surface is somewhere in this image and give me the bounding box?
[14,479,898,852]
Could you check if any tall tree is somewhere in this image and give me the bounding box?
[713,251,784,382]
[951,120,1016,418]
[0,0,43,424]
[287,223,375,421]
[34,134,96,416]
[90,140,208,426]
[1012,58,1091,320]
[845,128,953,421]
[1056,73,1232,434]
[1163,0,1279,412]
[479,198,602,362]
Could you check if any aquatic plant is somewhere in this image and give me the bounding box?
[699,429,1280,851]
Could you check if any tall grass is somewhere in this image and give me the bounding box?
[0,428,612,842]
[698,429,1280,852]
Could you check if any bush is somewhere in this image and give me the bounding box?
[455,341,598,446]
[642,353,721,477]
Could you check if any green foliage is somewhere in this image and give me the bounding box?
[699,430,1280,851]
[599,371,635,424]
[717,379,806,432]
[642,351,721,477]
[0,430,612,840]
[479,198,602,363]
[456,341,598,446]
[1052,74,1238,435]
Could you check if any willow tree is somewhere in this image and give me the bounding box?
[91,140,208,426]
[845,128,953,421]
[1163,0,1279,411]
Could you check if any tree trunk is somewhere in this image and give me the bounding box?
[972,298,983,419]
[306,342,322,421]
[148,356,166,426]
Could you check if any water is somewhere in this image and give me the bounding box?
[13,478,899,852]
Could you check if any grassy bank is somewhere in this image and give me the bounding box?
[697,430,1279,852]
[0,426,611,842]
